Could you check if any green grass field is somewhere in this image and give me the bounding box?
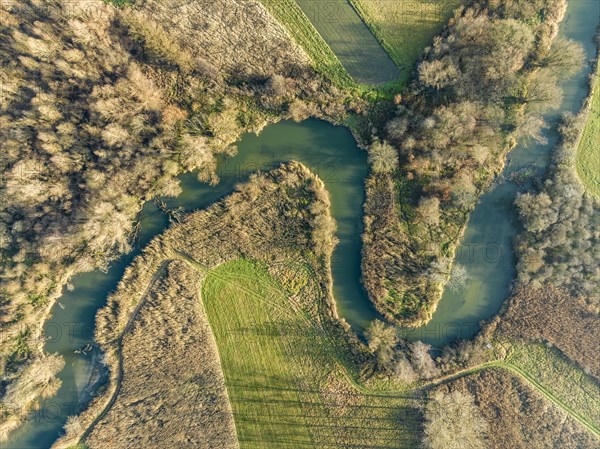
[507,343,600,435]
[260,0,462,88]
[198,260,600,446]
[259,0,355,88]
[576,65,600,197]
[201,259,420,448]
[350,0,463,81]
[294,0,399,85]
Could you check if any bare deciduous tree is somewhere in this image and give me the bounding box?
[423,390,488,449]
[368,141,398,174]
[538,37,585,77]
[409,341,439,379]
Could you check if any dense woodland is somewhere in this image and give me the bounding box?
[362,0,584,324]
[515,112,600,310]
[1,0,598,443]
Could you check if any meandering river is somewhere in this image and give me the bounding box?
[7,1,599,446]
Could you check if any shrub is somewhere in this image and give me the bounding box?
[368,141,398,174]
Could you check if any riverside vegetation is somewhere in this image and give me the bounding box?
[499,32,600,380]
[361,0,586,325]
[59,165,599,449]
[55,164,421,449]
[1,0,599,446]
[424,27,600,449]
[0,0,363,437]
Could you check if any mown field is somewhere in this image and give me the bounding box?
[293,0,399,85]
[202,259,421,448]
[576,64,600,196]
[258,0,354,87]
[350,0,463,81]
[260,0,460,87]
[200,261,600,446]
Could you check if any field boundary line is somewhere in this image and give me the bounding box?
[258,0,354,87]
[504,363,600,437]
[347,0,401,68]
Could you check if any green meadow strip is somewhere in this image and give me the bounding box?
[349,0,462,83]
[576,63,600,196]
[293,0,400,85]
[201,259,421,449]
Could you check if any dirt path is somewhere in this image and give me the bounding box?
[336,353,599,437]
[504,362,599,437]
[392,361,599,438]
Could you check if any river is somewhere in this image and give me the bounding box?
[402,0,600,346]
[6,0,599,446]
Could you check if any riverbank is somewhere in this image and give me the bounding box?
[361,0,593,329]
[51,163,391,449]
[0,0,365,441]
[57,164,600,447]
[4,0,600,446]
[499,27,600,379]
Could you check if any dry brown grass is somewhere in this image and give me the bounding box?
[498,286,600,379]
[86,260,238,449]
[434,368,598,449]
[0,0,355,438]
[134,0,309,77]
[58,163,423,448]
